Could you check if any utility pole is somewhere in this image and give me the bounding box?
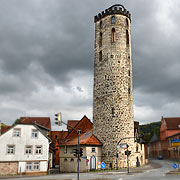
[116,149,118,170]
[77,134,80,180]
[127,145,130,174]
[178,147,179,170]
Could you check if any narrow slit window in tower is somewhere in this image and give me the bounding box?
[112,28,116,43]
[126,30,129,45]
[111,16,115,24]
[112,107,115,117]
[99,51,102,61]
[99,32,102,47]
[100,21,103,29]
[128,87,130,94]
[126,18,129,27]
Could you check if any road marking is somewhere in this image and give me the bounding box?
[118,178,123,180]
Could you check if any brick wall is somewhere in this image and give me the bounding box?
[0,162,18,175]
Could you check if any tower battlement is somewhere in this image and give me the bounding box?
[94,4,131,23]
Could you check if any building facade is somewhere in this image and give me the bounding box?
[0,124,50,175]
[59,140,102,172]
[93,4,140,168]
[58,116,103,172]
[160,117,180,158]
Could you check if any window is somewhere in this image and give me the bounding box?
[33,162,40,171]
[26,162,39,171]
[64,158,68,162]
[111,16,115,24]
[126,18,129,27]
[70,147,74,154]
[64,146,67,154]
[128,88,130,94]
[71,158,74,162]
[77,129,81,135]
[92,147,96,153]
[112,107,115,117]
[32,129,38,138]
[107,151,111,156]
[126,30,129,45]
[13,128,20,137]
[112,28,116,43]
[100,21,103,29]
[7,145,15,154]
[25,146,32,154]
[99,51,102,61]
[136,145,139,152]
[35,146,42,154]
[128,70,130,76]
[99,32,102,47]
[26,163,32,171]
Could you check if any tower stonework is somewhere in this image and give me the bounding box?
[93,4,137,168]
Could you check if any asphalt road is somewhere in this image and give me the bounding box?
[1,159,180,180]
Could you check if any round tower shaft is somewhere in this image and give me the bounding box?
[93,4,135,168]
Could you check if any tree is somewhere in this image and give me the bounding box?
[12,118,20,126]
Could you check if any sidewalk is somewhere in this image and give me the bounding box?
[0,162,161,179]
[98,161,162,175]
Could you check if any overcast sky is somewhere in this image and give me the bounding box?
[0,0,180,130]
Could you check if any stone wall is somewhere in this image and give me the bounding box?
[93,6,139,169]
[0,162,18,175]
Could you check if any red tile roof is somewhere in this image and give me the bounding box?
[50,131,68,143]
[164,117,180,130]
[67,120,79,131]
[19,117,51,130]
[58,115,102,146]
[0,126,12,134]
[66,115,93,139]
[60,130,102,146]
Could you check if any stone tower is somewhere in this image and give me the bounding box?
[93,4,136,168]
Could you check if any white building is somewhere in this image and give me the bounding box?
[0,124,51,175]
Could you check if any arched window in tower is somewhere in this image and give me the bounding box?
[112,107,115,117]
[99,32,102,47]
[126,30,129,45]
[128,70,130,76]
[99,51,102,61]
[100,21,103,29]
[112,28,116,43]
[128,87,130,94]
[126,18,129,27]
[111,16,115,24]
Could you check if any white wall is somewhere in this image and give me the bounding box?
[0,124,49,173]
[86,146,102,170]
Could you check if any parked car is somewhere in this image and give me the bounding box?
[157,155,163,160]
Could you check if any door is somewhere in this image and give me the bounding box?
[90,155,96,170]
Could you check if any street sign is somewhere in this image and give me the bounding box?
[171,139,180,147]
[101,162,106,169]
[117,143,128,149]
[98,161,101,165]
[173,163,178,169]
[82,156,87,159]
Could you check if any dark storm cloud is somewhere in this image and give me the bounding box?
[0,0,180,125]
[131,1,180,101]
